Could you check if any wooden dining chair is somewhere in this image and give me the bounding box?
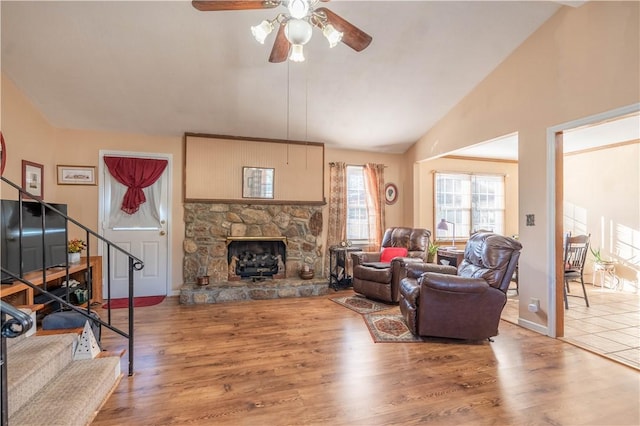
[563,234,591,309]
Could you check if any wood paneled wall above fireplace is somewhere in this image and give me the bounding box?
[184,133,325,204]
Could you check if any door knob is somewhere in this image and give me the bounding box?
[159,230,166,236]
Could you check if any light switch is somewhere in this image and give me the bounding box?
[526,214,535,226]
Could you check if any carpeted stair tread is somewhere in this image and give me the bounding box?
[9,356,121,426]
[7,333,77,417]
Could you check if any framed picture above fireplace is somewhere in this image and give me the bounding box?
[242,167,274,199]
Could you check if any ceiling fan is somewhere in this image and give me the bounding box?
[192,0,373,63]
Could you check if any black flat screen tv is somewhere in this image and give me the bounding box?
[1,199,68,284]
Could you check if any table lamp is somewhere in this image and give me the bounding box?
[437,218,457,250]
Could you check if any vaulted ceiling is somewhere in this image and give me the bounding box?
[1,1,563,153]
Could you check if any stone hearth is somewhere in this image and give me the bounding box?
[180,277,329,304]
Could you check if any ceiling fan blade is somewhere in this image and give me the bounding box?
[316,7,372,52]
[192,1,279,12]
[269,23,291,63]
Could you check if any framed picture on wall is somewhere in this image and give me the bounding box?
[0,132,6,176]
[385,182,398,205]
[242,167,274,199]
[22,160,44,200]
[56,165,97,185]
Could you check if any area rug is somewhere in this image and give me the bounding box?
[330,294,395,315]
[102,295,165,309]
[363,311,426,343]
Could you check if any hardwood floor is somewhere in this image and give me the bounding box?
[92,291,640,425]
[502,282,640,370]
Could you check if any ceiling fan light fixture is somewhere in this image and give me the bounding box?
[284,19,312,45]
[289,44,305,62]
[287,0,310,20]
[322,23,343,48]
[251,20,274,44]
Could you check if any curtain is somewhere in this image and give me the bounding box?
[327,162,347,246]
[106,172,163,229]
[327,162,347,272]
[364,163,385,250]
[104,156,167,214]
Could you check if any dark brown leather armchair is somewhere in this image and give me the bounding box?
[351,227,431,303]
[399,232,522,340]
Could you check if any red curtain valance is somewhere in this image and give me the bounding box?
[104,156,168,214]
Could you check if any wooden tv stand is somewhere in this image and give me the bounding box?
[1,256,102,306]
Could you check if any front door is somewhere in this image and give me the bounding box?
[99,151,171,298]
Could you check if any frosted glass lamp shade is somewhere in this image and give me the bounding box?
[289,44,305,62]
[288,0,310,19]
[285,19,313,45]
[251,20,274,44]
[323,24,343,48]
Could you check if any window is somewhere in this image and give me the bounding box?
[346,165,369,243]
[434,172,505,240]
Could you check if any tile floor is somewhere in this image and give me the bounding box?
[501,281,640,370]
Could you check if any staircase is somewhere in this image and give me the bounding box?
[6,332,121,425]
[1,174,141,425]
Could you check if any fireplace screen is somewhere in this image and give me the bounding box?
[227,238,286,280]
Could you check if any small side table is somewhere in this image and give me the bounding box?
[329,246,360,291]
[437,248,465,268]
[592,261,619,290]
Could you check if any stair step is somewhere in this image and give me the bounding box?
[16,303,46,312]
[6,333,77,418]
[36,326,83,336]
[9,356,121,426]
[97,348,126,358]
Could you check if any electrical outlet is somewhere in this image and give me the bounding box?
[528,298,540,313]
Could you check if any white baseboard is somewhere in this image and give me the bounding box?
[518,317,549,336]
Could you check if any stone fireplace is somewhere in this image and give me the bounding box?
[182,203,324,285]
[226,237,287,280]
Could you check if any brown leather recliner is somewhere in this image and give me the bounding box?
[399,232,522,340]
[351,227,431,303]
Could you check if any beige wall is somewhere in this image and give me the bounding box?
[2,73,185,293]
[404,2,640,333]
[564,142,640,290]
[2,74,406,295]
[415,157,519,244]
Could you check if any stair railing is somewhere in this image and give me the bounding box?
[0,175,142,378]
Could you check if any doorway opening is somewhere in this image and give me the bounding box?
[552,105,639,369]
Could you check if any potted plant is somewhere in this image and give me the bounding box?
[67,238,86,264]
[196,266,210,286]
[590,247,613,265]
[427,243,439,263]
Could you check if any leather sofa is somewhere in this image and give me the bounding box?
[351,227,431,303]
[399,232,522,340]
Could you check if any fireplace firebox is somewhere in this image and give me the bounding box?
[226,237,287,281]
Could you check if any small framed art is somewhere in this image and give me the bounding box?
[22,160,44,200]
[0,132,6,176]
[384,182,398,205]
[57,165,97,185]
[242,167,274,199]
